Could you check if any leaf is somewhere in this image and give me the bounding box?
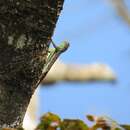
[61,119,88,130]
[35,112,61,130]
[86,115,125,130]
[121,125,130,130]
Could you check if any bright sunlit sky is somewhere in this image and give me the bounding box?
[39,0,130,124]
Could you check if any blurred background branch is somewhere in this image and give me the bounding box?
[110,0,130,25]
[43,60,116,84]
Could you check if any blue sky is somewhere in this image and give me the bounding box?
[39,0,130,124]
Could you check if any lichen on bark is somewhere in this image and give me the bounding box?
[0,0,64,128]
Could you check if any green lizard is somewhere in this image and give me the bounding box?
[35,39,69,87]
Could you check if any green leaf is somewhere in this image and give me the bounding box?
[61,119,89,130]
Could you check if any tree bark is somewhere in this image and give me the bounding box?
[0,0,64,128]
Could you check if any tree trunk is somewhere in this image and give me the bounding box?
[0,0,64,128]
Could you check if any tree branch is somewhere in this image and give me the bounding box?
[42,60,116,84]
[110,0,130,25]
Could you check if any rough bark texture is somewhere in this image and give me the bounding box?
[0,0,64,128]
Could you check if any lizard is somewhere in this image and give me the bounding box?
[35,39,69,88]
